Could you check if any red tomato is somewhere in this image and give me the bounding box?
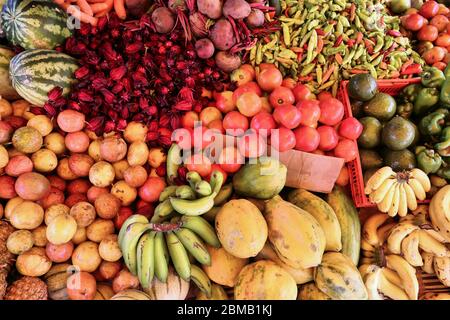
[296,100,321,127]
[185,153,212,177]
[256,67,283,92]
[250,112,277,135]
[420,0,439,19]
[444,52,450,64]
[319,97,344,126]
[240,64,256,79]
[448,23,450,34]
[215,91,236,113]
[114,207,133,229]
[292,84,316,102]
[260,96,272,113]
[218,147,244,173]
[317,126,339,151]
[417,25,439,41]
[237,131,267,158]
[293,126,320,152]
[232,82,262,103]
[436,34,450,47]
[433,61,447,70]
[223,111,249,136]
[338,117,363,140]
[207,164,228,183]
[273,105,302,129]
[403,13,426,31]
[190,125,215,150]
[236,92,262,117]
[269,86,295,108]
[423,46,446,64]
[172,127,193,150]
[258,63,277,71]
[281,77,297,89]
[139,177,166,202]
[208,119,225,133]
[317,91,333,101]
[430,14,449,32]
[181,111,199,129]
[271,127,296,152]
[231,67,254,87]
[334,139,358,162]
[437,3,449,15]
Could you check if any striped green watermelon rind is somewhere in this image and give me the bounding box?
[1,0,72,50]
[9,49,78,106]
[0,44,20,100]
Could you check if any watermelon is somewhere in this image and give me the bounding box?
[9,49,78,106]
[0,45,20,100]
[1,0,72,50]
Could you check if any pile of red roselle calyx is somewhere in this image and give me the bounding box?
[45,13,229,148]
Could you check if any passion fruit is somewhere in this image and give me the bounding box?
[12,126,43,153]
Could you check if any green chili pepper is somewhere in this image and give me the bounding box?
[300,63,315,76]
[414,87,440,116]
[416,148,443,174]
[420,67,446,88]
[305,30,318,64]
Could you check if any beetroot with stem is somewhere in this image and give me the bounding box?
[223,0,251,19]
[246,9,265,27]
[151,7,176,34]
[197,0,223,19]
[209,18,236,51]
[195,38,215,59]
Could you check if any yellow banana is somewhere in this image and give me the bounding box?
[418,230,449,257]
[118,214,149,246]
[401,230,423,267]
[377,182,398,213]
[397,183,408,217]
[408,178,426,201]
[358,264,372,278]
[364,265,383,300]
[429,185,450,242]
[388,183,400,217]
[195,180,212,197]
[403,182,418,211]
[423,228,449,244]
[410,168,431,192]
[421,251,435,274]
[213,183,233,206]
[186,171,202,190]
[385,254,419,300]
[137,231,156,288]
[154,199,174,217]
[154,232,169,282]
[377,222,396,245]
[386,222,419,255]
[421,292,450,300]
[159,186,178,202]
[180,215,220,248]
[381,267,404,289]
[176,185,197,200]
[165,231,191,281]
[120,222,152,275]
[175,227,211,266]
[365,166,395,194]
[361,239,375,253]
[433,256,450,287]
[370,178,396,204]
[379,270,409,300]
[362,213,390,246]
[167,143,181,185]
[190,264,212,298]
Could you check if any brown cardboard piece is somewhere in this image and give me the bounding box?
[279,149,345,193]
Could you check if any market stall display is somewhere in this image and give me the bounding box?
[0,0,449,301]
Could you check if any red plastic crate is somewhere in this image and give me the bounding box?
[337,78,430,208]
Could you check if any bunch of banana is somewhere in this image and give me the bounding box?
[365,167,431,217]
[429,185,450,243]
[153,171,229,220]
[118,213,221,298]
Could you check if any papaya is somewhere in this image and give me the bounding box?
[215,199,268,259]
[265,196,326,269]
[298,283,332,300]
[255,242,313,285]
[202,245,248,287]
[288,189,342,252]
[326,186,361,266]
[232,157,286,199]
[234,260,297,300]
[314,252,368,300]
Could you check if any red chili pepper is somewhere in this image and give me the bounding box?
[387,30,402,37]
[356,32,363,44]
[268,11,275,19]
[350,69,369,74]
[400,58,414,73]
[401,63,422,75]
[350,3,356,21]
[298,76,313,82]
[316,29,325,36]
[334,35,343,47]
[297,52,303,62]
[316,37,324,54]
[347,39,355,47]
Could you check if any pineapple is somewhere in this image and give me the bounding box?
[4,277,48,300]
[0,220,14,299]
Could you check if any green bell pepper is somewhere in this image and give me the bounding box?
[437,162,450,180]
[397,101,414,119]
[420,67,446,88]
[402,83,422,103]
[444,63,450,78]
[416,148,443,174]
[435,126,450,157]
[414,87,440,116]
[419,109,448,136]
[440,78,450,107]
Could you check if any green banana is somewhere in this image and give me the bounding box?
[195,180,212,197]
[154,232,170,282]
[169,195,215,216]
[186,171,202,189]
[190,264,212,298]
[203,207,221,223]
[180,215,221,248]
[159,186,178,202]
[118,214,149,246]
[167,144,181,185]
[120,223,152,275]
[209,171,224,194]
[213,183,233,206]
[175,228,211,266]
[154,199,174,217]
[176,185,197,200]
[165,232,191,281]
[136,231,156,288]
